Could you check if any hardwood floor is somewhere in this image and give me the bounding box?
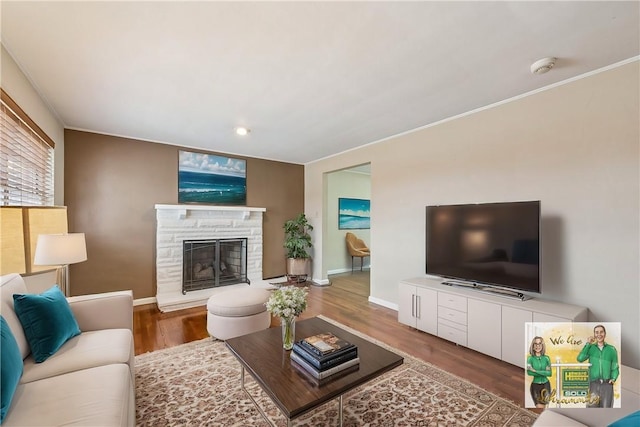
[134,272,534,410]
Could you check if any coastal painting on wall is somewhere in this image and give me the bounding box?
[338,198,370,229]
[178,150,246,205]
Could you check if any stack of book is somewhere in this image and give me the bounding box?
[290,332,359,380]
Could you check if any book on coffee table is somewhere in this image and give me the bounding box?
[290,357,360,386]
[292,342,358,370]
[290,350,360,380]
[300,332,355,357]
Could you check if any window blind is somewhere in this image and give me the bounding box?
[0,99,54,206]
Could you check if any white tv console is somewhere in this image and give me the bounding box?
[398,277,588,367]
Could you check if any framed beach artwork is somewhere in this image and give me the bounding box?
[178,150,246,205]
[338,198,370,229]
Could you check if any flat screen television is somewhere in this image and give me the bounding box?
[426,200,541,296]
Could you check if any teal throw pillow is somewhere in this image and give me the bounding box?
[1,316,23,423]
[609,411,640,427]
[13,285,81,363]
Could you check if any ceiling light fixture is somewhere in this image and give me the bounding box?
[235,127,250,136]
[530,57,557,75]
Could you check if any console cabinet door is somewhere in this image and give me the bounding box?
[467,299,502,360]
[502,306,533,368]
[398,283,417,327]
[415,287,437,335]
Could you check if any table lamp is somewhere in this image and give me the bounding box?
[34,233,87,296]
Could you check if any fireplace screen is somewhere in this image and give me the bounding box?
[182,238,248,294]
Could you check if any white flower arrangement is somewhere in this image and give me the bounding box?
[265,286,308,319]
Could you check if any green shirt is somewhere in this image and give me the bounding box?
[527,354,551,384]
[577,342,619,382]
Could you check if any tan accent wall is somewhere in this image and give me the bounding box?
[64,130,303,299]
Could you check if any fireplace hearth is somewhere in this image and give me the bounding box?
[182,238,248,293]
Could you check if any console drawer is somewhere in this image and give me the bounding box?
[438,323,467,346]
[438,292,467,312]
[438,306,467,326]
[438,317,467,332]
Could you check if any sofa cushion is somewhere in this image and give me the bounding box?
[20,329,134,383]
[2,363,133,427]
[13,286,81,363]
[0,316,23,423]
[0,273,30,359]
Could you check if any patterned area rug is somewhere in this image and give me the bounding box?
[135,316,537,426]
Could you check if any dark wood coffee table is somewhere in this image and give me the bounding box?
[225,317,403,426]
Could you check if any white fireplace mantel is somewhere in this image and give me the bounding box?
[155,204,266,219]
[154,203,268,312]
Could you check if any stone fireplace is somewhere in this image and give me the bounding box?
[155,204,265,312]
[182,238,248,293]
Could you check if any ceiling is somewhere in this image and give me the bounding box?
[1,1,638,165]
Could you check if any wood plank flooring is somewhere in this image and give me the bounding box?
[134,272,534,410]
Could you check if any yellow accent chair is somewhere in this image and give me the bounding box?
[345,232,370,272]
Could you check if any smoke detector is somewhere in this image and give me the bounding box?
[530,57,557,75]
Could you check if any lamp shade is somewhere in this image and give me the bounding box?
[33,233,87,266]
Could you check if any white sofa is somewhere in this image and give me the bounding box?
[1,273,135,426]
[533,365,640,426]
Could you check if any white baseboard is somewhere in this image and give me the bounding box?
[134,297,156,306]
[312,277,331,286]
[327,266,371,275]
[133,288,393,311]
[368,295,397,311]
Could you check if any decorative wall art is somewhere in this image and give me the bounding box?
[178,150,246,205]
[338,198,370,229]
[523,322,622,408]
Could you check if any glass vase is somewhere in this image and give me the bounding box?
[281,316,295,350]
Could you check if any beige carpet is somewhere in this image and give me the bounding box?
[135,316,537,426]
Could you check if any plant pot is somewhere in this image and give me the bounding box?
[287,258,309,283]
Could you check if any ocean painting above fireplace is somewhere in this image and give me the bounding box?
[339,197,370,229]
[178,150,246,205]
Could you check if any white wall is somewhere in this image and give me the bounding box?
[305,61,640,368]
[326,169,371,273]
[2,45,66,289]
[1,44,65,205]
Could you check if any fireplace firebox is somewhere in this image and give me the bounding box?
[182,238,248,294]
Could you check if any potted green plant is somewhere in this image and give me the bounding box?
[284,213,313,282]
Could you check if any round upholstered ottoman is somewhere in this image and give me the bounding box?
[206,288,272,340]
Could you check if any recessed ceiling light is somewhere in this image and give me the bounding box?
[235,127,250,136]
[530,57,557,75]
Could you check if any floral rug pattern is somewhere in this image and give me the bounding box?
[135,317,537,426]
